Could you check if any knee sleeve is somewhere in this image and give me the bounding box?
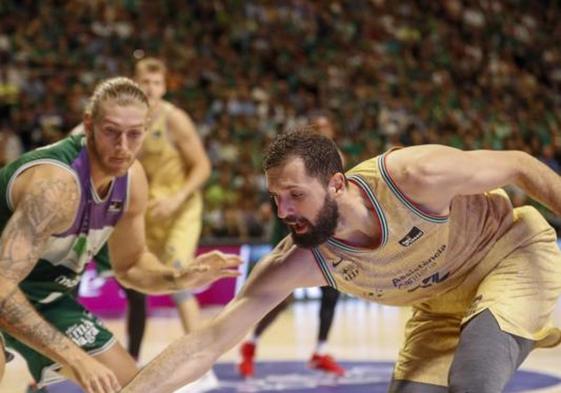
[448,309,534,393]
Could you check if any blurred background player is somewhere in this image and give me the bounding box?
[238,114,344,378]
[134,56,211,339]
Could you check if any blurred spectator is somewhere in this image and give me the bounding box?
[1,0,560,239]
[0,125,23,166]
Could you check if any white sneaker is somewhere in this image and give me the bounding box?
[173,369,219,393]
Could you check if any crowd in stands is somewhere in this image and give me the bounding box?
[1,0,561,241]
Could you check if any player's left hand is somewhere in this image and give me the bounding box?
[148,194,184,220]
[173,250,242,289]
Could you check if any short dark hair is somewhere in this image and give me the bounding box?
[263,126,344,185]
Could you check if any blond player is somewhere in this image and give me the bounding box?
[0,77,240,393]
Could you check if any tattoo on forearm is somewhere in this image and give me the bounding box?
[0,178,78,356]
[0,286,72,353]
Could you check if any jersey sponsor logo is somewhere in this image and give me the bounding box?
[66,319,100,347]
[54,274,81,289]
[332,259,360,282]
[407,271,450,292]
[391,244,447,289]
[365,288,385,299]
[332,258,344,268]
[38,292,64,304]
[342,265,359,281]
[398,226,424,247]
[108,200,123,213]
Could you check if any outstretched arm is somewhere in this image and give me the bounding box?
[110,162,240,294]
[0,165,120,393]
[387,145,561,215]
[122,239,327,393]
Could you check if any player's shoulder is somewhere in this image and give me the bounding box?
[162,100,192,122]
[14,163,79,195]
[9,163,80,231]
[161,100,182,116]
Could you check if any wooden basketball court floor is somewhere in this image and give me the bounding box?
[2,298,561,392]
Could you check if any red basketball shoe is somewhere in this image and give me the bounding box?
[237,341,256,378]
[309,353,345,376]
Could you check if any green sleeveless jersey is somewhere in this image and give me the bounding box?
[0,135,130,304]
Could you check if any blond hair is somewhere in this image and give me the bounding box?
[134,57,167,77]
[85,77,148,120]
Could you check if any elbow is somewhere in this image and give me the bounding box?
[510,150,538,187]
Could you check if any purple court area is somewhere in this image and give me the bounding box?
[43,361,561,392]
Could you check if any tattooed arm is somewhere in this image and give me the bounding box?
[0,165,120,393]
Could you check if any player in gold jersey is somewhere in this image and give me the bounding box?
[123,127,561,393]
[134,58,211,336]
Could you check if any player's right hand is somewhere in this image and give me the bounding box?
[70,356,121,393]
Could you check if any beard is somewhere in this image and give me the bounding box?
[287,194,339,249]
[88,131,131,177]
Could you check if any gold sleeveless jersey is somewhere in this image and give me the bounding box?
[139,101,190,198]
[311,152,545,306]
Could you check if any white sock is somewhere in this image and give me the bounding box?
[315,341,327,355]
[248,334,259,344]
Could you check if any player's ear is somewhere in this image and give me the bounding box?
[83,113,94,136]
[328,173,346,196]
